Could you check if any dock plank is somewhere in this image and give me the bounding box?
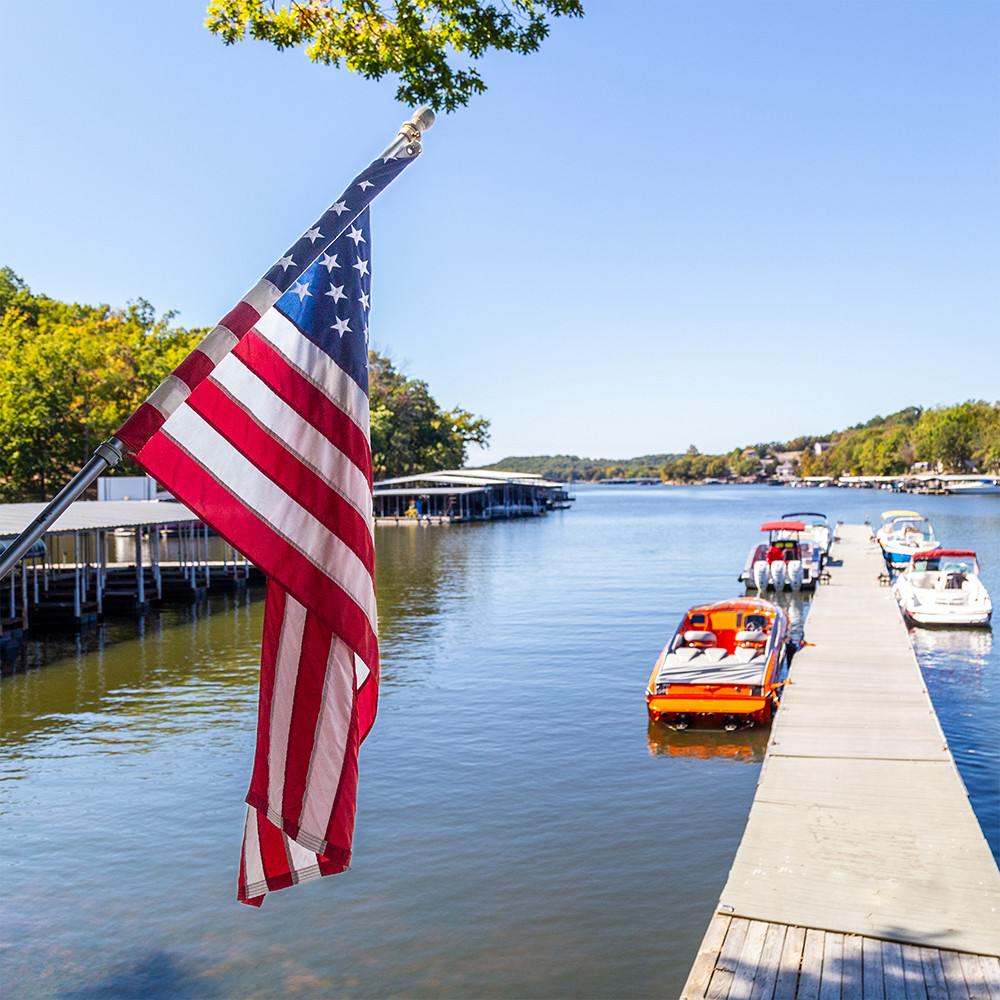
[881,941,907,1000]
[818,932,843,1000]
[772,924,806,1000]
[797,928,825,1000]
[707,917,750,1000]
[749,922,789,1000]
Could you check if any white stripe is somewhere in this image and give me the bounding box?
[286,834,318,874]
[355,650,370,687]
[266,597,307,815]
[253,308,370,437]
[210,355,373,529]
[161,406,377,629]
[298,634,354,843]
[243,277,281,318]
[242,807,266,890]
[196,325,240,365]
[146,374,191,418]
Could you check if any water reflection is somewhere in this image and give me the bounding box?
[646,722,769,762]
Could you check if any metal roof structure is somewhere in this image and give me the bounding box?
[374,469,566,490]
[0,500,202,538]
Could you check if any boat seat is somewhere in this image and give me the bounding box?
[672,647,703,663]
[733,647,763,664]
[734,630,766,645]
[683,629,716,647]
[701,647,729,663]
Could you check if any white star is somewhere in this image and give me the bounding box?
[332,316,352,337]
[290,280,312,302]
[353,257,369,277]
[319,252,339,271]
[304,226,323,244]
[325,283,347,303]
[359,290,370,310]
[346,225,366,246]
[277,254,295,271]
[358,180,374,191]
[330,200,349,216]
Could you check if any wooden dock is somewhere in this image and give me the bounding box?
[682,523,1000,999]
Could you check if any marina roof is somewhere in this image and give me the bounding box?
[373,486,490,497]
[375,469,566,489]
[0,500,202,537]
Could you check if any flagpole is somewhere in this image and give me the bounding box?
[0,439,125,580]
[0,109,435,584]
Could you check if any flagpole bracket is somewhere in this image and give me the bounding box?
[381,107,435,160]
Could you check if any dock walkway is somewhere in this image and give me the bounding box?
[682,524,1000,999]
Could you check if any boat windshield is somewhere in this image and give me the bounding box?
[913,556,976,575]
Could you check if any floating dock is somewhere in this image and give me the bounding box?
[682,523,1000,998]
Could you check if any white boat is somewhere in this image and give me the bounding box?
[892,549,992,626]
[875,510,939,569]
[739,520,822,592]
[782,511,835,564]
[942,476,1000,496]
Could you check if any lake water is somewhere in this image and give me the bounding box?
[1,486,997,998]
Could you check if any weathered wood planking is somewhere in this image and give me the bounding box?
[682,916,997,999]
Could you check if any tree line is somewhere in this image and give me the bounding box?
[484,403,1000,483]
[0,269,489,501]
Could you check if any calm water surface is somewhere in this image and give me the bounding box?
[1,486,997,999]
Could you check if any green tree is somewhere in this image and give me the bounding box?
[0,269,204,501]
[205,0,584,112]
[368,351,489,479]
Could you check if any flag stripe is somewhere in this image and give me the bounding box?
[281,611,336,833]
[266,595,308,823]
[186,374,374,566]
[250,309,371,437]
[209,352,374,527]
[137,434,379,666]
[233,333,373,487]
[158,406,377,627]
[298,636,355,844]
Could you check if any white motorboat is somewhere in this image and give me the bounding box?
[942,476,1000,496]
[782,511,835,564]
[892,549,992,626]
[875,510,939,569]
[739,520,822,592]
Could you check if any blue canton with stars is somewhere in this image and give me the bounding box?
[263,155,410,300]
[274,206,374,394]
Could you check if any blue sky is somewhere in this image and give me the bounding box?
[2,0,997,463]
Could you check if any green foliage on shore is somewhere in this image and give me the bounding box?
[488,402,1000,483]
[0,268,205,501]
[797,402,1000,477]
[0,270,490,501]
[478,453,680,481]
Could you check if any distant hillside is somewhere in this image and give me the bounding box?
[481,401,1000,482]
[477,454,681,481]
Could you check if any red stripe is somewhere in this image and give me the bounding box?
[280,612,335,833]
[221,299,263,340]
[247,581,286,813]
[135,434,378,666]
[186,377,374,569]
[117,402,166,453]
[324,688,360,850]
[256,812,295,892]
[234,333,373,489]
[173,349,215,392]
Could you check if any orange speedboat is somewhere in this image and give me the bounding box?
[645,597,790,729]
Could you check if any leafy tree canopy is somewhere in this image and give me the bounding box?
[205,0,584,112]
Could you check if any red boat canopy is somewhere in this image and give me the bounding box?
[911,549,977,560]
[760,521,805,532]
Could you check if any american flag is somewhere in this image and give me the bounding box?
[116,151,417,905]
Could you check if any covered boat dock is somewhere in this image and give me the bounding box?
[373,470,573,523]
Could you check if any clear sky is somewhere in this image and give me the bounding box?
[2,0,997,464]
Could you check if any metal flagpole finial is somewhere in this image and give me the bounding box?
[382,107,435,160]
